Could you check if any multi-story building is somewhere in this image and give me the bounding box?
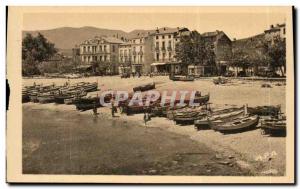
[118,43,132,74]
[201,30,232,75]
[150,27,190,74]
[264,23,286,42]
[79,36,123,74]
[129,33,154,74]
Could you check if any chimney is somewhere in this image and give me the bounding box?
[163,27,166,31]
[137,33,140,36]
[156,27,159,33]
[270,24,274,28]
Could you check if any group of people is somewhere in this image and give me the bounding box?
[92,97,152,125]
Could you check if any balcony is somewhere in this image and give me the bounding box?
[155,47,160,51]
[167,46,172,51]
[138,51,143,55]
[132,51,137,55]
[161,47,166,51]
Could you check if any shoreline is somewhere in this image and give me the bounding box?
[23,102,285,176]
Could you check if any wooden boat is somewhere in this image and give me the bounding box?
[248,105,280,116]
[82,82,98,92]
[194,93,210,105]
[170,75,194,81]
[22,89,30,103]
[174,111,207,125]
[194,107,244,130]
[75,96,101,111]
[260,115,286,136]
[133,82,155,92]
[213,77,228,85]
[37,93,55,104]
[212,115,259,133]
[172,106,207,125]
[54,90,87,104]
[28,91,39,103]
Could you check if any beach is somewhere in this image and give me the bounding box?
[22,76,286,176]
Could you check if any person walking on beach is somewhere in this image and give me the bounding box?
[143,107,151,126]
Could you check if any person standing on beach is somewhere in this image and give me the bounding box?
[143,107,151,126]
[93,103,98,117]
[111,98,116,117]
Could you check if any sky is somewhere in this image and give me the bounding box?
[22,7,287,40]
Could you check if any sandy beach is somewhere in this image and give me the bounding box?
[22,76,286,176]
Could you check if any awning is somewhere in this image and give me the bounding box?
[151,62,167,66]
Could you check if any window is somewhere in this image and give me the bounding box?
[112,45,115,52]
[156,36,159,40]
[156,53,159,61]
[133,56,136,63]
[162,35,165,39]
[133,40,136,43]
[104,55,107,61]
[168,41,172,48]
[140,38,143,43]
[156,42,159,49]
[169,52,172,60]
[100,56,102,61]
[83,46,86,52]
[140,46,143,51]
[104,45,107,52]
[283,28,286,35]
[162,41,165,49]
[168,35,171,38]
[100,46,102,52]
[162,53,165,61]
[88,46,90,52]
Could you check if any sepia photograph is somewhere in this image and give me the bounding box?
[6,6,294,183]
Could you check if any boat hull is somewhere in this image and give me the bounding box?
[213,115,259,133]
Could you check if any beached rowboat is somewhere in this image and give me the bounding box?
[194,107,244,130]
[260,115,286,136]
[212,115,259,133]
[133,82,155,92]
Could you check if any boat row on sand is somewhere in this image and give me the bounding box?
[22,82,98,104]
[169,75,195,82]
[194,105,285,136]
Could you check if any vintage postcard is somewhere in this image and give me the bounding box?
[6,6,294,183]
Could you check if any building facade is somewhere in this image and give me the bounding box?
[264,23,286,42]
[79,36,123,74]
[202,30,232,75]
[150,27,190,75]
[74,27,233,76]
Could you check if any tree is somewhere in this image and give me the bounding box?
[262,37,286,76]
[231,49,251,76]
[22,33,57,75]
[175,30,217,75]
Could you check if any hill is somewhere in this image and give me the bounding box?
[22,26,130,50]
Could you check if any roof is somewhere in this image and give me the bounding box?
[81,36,124,45]
[264,23,285,33]
[103,36,124,44]
[201,30,231,42]
[151,27,189,35]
